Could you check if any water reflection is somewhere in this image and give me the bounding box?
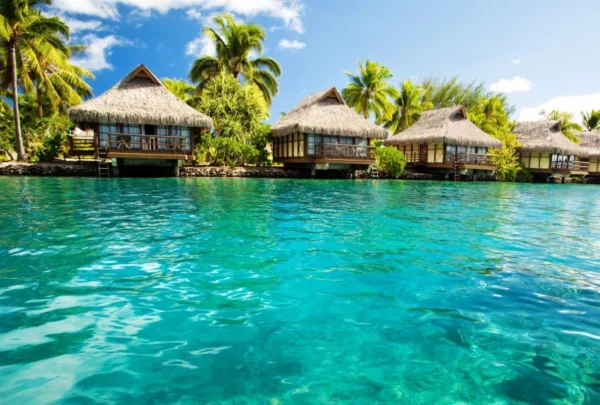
[0,178,599,404]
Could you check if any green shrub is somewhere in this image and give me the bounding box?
[23,117,73,162]
[376,146,406,178]
[515,163,533,183]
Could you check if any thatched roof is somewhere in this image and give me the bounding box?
[513,121,587,157]
[69,65,212,128]
[577,131,600,158]
[271,87,388,139]
[384,106,502,148]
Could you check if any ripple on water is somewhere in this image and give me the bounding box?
[0,178,599,404]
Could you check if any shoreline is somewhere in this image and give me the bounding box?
[0,162,440,180]
[0,162,589,184]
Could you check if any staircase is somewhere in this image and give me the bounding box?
[97,147,111,178]
[371,167,379,180]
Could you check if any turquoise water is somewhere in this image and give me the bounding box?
[1,178,600,404]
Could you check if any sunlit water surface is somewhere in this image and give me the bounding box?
[1,177,600,404]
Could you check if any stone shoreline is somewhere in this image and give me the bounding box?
[0,161,98,176]
[0,162,443,180]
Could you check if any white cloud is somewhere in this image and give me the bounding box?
[62,16,104,33]
[70,34,132,71]
[128,9,153,21]
[186,8,203,21]
[279,39,306,50]
[489,76,533,94]
[511,59,521,65]
[519,93,600,122]
[185,35,215,57]
[53,0,305,33]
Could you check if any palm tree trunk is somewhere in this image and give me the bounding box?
[36,85,43,119]
[9,40,26,161]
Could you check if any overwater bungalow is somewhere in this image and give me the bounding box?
[271,87,388,177]
[513,121,589,180]
[68,64,213,176]
[384,106,502,180]
[578,131,600,179]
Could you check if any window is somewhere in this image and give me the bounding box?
[122,124,141,149]
[446,144,456,162]
[98,123,118,148]
[307,134,315,155]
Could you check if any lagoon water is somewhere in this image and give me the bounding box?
[1,177,600,404]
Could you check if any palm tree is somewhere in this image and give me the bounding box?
[342,59,399,123]
[470,96,511,136]
[0,0,70,161]
[32,44,94,118]
[162,77,195,106]
[421,77,490,109]
[189,14,281,104]
[384,80,431,134]
[582,109,600,132]
[540,109,584,143]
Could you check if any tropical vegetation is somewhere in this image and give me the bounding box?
[376,146,406,178]
[582,109,600,132]
[0,0,91,162]
[195,71,270,166]
[162,78,195,106]
[342,59,399,124]
[384,80,433,134]
[189,13,281,104]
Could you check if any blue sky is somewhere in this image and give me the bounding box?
[47,0,600,124]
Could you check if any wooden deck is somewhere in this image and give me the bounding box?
[275,144,376,165]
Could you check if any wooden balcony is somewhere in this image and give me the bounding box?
[404,152,496,168]
[551,160,589,174]
[314,143,376,160]
[447,152,496,166]
[103,133,193,160]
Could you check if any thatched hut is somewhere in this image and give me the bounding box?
[513,121,589,176]
[384,106,501,179]
[68,65,212,176]
[577,131,600,175]
[271,87,387,176]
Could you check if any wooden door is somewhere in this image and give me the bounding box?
[419,144,427,163]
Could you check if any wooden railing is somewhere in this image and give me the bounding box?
[447,152,496,165]
[314,143,376,159]
[551,160,589,171]
[105,133,190,153]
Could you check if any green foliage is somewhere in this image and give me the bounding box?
[420,77,510,112]
[539,109,583,143]
[376,146,406,178]
[581,109,600,131]
[0,110,72,162]
[0,0,93,160]
[162,78,196,106]
[489,132,522,182]
[22,115,72,162]
[250,123,272,166]
[196,71,269,143]
[342,59,399,123]
[189,13,281,104]
[385,80,432,134]
[515,163,533,183]
[0,110,15,159]
[197,133,263,167]
[194,75,271,168]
